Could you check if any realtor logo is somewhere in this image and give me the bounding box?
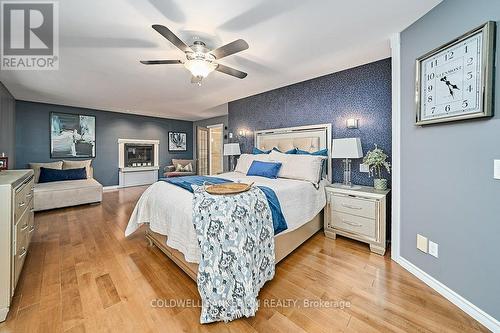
[1,1,59,70]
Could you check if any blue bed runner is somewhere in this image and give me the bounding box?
[162,176,287,235]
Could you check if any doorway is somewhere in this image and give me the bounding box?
[196,124,224,176]
[208,124,223,175]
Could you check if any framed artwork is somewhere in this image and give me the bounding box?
[50,112,96,158]
[415,21,495,125]
[0,157,8,170]
[168,132,187,152]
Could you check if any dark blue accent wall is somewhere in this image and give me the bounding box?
[15,101,193,186]
[228,58,392,186]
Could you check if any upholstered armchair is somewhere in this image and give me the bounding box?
[164,159,197,177]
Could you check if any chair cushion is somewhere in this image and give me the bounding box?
[172,159,196,173]
[165,171,196,177]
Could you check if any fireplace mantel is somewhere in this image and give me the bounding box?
[118,139,159,170]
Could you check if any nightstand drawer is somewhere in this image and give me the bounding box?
[332,195,376,219]
[332,212,375,239]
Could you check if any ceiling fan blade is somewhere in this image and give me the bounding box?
[152,24,191,52]
[140,60,182,65]
[215,64,247,79]
[210,39,249,59]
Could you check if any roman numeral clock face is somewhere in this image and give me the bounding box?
[420,32,482,123]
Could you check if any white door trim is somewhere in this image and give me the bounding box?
[390,32,401,261]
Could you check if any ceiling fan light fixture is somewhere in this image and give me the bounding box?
[184,59,217,78]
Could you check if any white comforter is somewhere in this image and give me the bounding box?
[125,172,327,263]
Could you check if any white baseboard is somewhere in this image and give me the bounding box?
[0,307,9,322]
[396,256,499,332]
[102,185,119,191]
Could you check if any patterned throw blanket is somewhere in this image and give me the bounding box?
[192,185,275,323]
[164,176,287,235]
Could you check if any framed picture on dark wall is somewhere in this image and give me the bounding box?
[50,112,96,158]
[415,21,495,126]
[168,132,187,152]
[0,157,8,170]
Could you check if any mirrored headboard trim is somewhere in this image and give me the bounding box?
[254,123,332,182]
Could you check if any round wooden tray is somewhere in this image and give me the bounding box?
[205,182,253,195]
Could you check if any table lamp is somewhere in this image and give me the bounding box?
[223,143,241,171]
[332,138,363,188]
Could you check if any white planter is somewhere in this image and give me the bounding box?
[374,178,387,190]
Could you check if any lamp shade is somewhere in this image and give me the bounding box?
[332,138,363,159]
[223,143,241,156]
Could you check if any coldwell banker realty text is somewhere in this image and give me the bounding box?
[1,1,59,70]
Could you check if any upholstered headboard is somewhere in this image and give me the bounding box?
[254,124,332,182]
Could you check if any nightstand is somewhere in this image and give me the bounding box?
[324,184,390,255]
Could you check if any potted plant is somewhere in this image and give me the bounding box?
[363,144,391,190]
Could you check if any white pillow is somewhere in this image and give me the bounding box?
[234,154,271,174]
[269,150,326,184]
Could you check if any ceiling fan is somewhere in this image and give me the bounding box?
[141,25,249,85]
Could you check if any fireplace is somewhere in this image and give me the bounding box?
[118,139,160,187]
[125,143,154,167]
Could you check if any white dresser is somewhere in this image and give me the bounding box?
[324,184,390,255]
[0,170,35,321]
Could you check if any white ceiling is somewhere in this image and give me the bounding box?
[0,0,441,121]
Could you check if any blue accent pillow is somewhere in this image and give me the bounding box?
[247,161,282,179]
[38,167,87,183]
[252,147,271,154]
[296,148,328,156]
[272,147,297,154]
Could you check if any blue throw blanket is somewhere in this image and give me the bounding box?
[162,176,287,235]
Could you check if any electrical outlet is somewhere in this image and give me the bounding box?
[360,163,369,173]
[429,241,439,258]
[494,160,500,179]
[417,234,428,253]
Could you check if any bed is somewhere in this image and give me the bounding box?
[125,124,332,281]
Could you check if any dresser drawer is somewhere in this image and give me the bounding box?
[13,245,28,289]
[332,211,376,239]
[15,210,30,255]
[14,178,34,222]
[332,194,376,219]
[28,211,35,244]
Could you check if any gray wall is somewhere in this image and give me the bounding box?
[193,113,229,172]
[400,0,500,320]
[228,58,392,186]
[0,82,15,167]
[15,101,193,186]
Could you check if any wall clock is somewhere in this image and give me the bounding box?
[416,21,495,126]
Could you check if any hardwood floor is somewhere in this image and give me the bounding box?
[0,186,489,333]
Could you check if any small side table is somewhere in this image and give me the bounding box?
[324,184,390,255]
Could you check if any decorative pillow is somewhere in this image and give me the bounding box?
[234,154,271,174]
[247,161,282,179]
[29,161,63,183]
[38,167,87,183]
[252,147,271,154]
[63,159,92,179]
[175,163,193,172]
[296,148,328,156]
[272,147,298,154]
[269,150,326,184]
